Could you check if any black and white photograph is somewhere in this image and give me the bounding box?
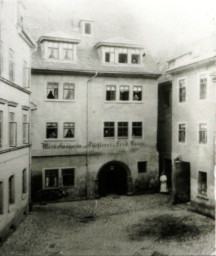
[0,0,215,255]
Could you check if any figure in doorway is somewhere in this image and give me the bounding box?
[160,171,168,193]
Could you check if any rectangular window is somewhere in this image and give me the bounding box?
[131,54,140,64]
[48,42,59,59]
[118,122,128,138]
[132,122,142,138]
[85,23,91,34]
[106,85,116,101]
[46,123,58,139]
[9,175,15,204]
[138,161,147,173]
[23,114,29,144]
[22,169,27,194]
[198,171,207,195]
[45,169,58,188]
[104,122,115,137]
[62,168,75,187]
[0,111,3,148]
[63,44,73,60]
[23,61,28,88]
[0,41,3,75]
[105,52,110,62]
[118,53,128,63]
[178,123,186,143]
[47,83,59,99]
[199,123,207,144]
[120,86,129,101]
[9,49,15,82]
[0,182,3,214]
[9,113,17,147]
[63,83,75,100]
[200,75,207,99]
[64,122,74,138]
[133,86,142,101]
[179,79,186,102]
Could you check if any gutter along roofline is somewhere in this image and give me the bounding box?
[31,68,161,79]
[167,55,216,74]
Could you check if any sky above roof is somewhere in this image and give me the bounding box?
[24,0,216,63]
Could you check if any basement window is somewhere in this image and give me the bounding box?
[45,169,58,188]
[62,168,75,187]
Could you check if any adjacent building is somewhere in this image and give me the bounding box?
[0,0,35,242]
[167,37,216,217]
[30,20,161,201]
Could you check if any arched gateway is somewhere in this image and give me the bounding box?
[95,161,133,197]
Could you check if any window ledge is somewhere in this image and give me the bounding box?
[197,194,209,200]
[45,100,76,103]
[104,101,143,104]
[44,139,76,142]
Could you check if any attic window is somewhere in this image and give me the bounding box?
[119,53,128,64]
[85,23,92,34]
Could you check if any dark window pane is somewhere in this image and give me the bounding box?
[118,122,128,137]
[85,23,91,34]
[132,122,142,137]
[9,176,15,204]
[64,122,74,138]
[132,54,139,64]
[46,123,58,138]
[62,168,75,186]
[133,86,142,101]
[138,162,147,173]
[45,169,58,187]
[119,53,127,63]
[120,86,129,101]
[198,171,207,195]
[104,122,114,137]
[106,86,116,101]
[105,52,110,62]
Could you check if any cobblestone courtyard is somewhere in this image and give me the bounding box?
[0,194,215,256]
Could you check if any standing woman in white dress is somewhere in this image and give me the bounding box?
[160,171,168,193]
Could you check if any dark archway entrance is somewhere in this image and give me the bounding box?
[96,161,132,197]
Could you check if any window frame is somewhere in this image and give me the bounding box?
[132,122,143,138]
[0,181,3,214]
[177,77,187,103]
[198,123,207,144]
[118,53,128,64]
[199,73,208,100]
[22,169,27,194]
[43,167,76,189]
[23,114,29,144]
[63,83,75,100]
[106,85,116,101]
[178,123,186,143]
[118,122,128,138]
[131,54,140,64]
[104,122,115,138]
[9,112,17,147]
[9,175,15,205]
[63,122,75,139]
[47,82,59,100]
[84,22,92,34]
[9,49,15,82]
[133,86,142,101]
[119,85,130,101]
[46,122,58,139]
[47,42,59,59]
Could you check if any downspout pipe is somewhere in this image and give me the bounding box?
[85,71,98,199]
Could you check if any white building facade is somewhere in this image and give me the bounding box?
[0,0,35,242]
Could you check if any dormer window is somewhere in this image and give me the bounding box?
[80,20,94,35]
[119,53,128,64]
[39,35,80,61]
[48,42,59,59]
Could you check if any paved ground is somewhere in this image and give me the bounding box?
[0,194,215,256]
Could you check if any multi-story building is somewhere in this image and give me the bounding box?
[30,19,161,201]
[0,0,35,242]
[167,37,216,218]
